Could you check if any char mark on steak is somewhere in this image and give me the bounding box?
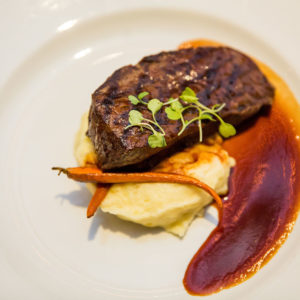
[88,46,274,170]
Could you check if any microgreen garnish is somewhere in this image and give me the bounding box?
[128,110,143,125]
[147,99,163,121]
[128,95,140,105]
[138,91,149,101]
[170,87,236,141]
[218,122,236,138]
[126,87,236,148]
[179,87,199,103]
[125,93,166,148]
[128,92,149,105]
[148,133,167,148]
[165,100,183,120]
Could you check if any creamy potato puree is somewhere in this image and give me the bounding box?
[74,113,235,237]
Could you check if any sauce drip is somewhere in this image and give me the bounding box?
[180,40,300,295]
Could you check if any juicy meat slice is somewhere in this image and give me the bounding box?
[88,46,274,170]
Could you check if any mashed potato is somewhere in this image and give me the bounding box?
[74,113,235,237]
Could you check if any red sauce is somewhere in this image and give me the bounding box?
[180,39,300,295]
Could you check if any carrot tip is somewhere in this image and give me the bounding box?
[52,167,67,176]
[87,213,93,218]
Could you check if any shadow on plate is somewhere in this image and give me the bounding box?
[88,210,163,241]
[56,184,218,240]
[203,208,218,226]
[56,183,91,207]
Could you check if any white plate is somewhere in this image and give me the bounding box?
[1,1,300,299]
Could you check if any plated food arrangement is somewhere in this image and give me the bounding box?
[53,40,300,295]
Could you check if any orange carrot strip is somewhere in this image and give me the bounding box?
[86,184,110,218]
[52,166,223,215]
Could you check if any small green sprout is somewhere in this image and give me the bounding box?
[126,87,236,148]
[126,98,166,148]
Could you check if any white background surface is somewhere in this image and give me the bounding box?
[0,1,299,299]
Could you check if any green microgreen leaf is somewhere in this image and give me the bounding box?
[171,100,183,111]
[165,107,181,120]
[128,110,143,125]
[165,99,183,120]
[148,133,167,148]
[219,122,237,138]
[126,87,235,149]
[180,87,198,103]
[138,91,149,100]
[126,95,166,148]
[147,99,163,115]
[201,114,215,121]
[128,95,139,105]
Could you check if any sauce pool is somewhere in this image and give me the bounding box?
[180,40,300,295]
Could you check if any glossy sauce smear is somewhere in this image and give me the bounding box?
[180,40,300,295]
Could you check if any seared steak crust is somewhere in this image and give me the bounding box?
[88,47,274,170]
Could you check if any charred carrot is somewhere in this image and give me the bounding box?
[52,166,223,215]
[87,184,110,218]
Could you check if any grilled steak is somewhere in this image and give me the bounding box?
[88,46,274,170]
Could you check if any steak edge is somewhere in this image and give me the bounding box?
[88,47,274,170]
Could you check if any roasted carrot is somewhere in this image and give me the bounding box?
[52,166,223,217]
[86,184,110,218]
